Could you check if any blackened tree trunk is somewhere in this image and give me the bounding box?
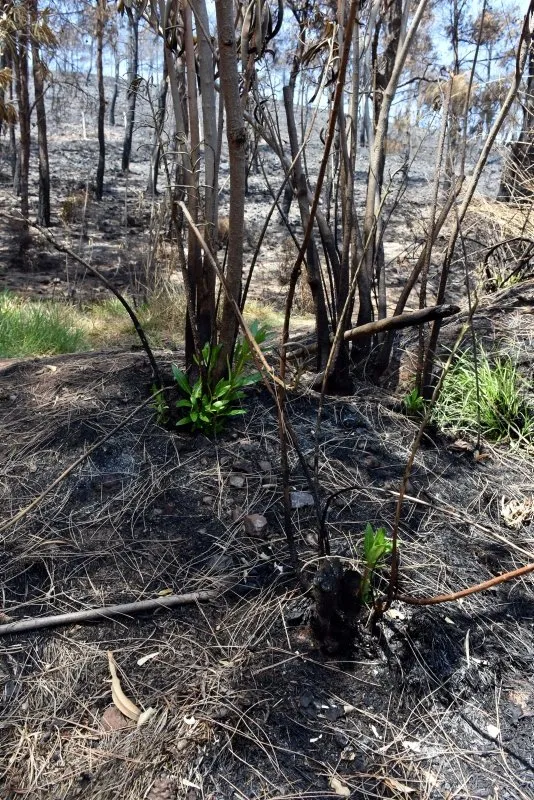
[146,58,168,195]
[109,48,119,126]
[122,6,139,172]
[95,0,106,200]
[12,12,31,222]
[29,0,50,226]
[499,39,534,201]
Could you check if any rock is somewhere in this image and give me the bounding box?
[232,458,255,474]
[258,460,272,473]
[290,491,314,509]
[244,513,268,537]
[101,706,134,732]
[229,474,245,489]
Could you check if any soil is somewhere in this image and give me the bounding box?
[1,74,534,800]
[1,337,534,799]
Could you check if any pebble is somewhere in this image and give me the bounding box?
[290,491,314,509]
[229,474,245,489]
[244,513,268,537]
[258,460,271,472]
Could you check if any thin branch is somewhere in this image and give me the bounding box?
[0,588,222,636]
[397,562,534,606]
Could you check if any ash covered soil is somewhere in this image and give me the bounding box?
[1,342,534,799]
[0,75,534,799]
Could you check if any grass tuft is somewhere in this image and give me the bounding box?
[0,292,87,358]
[434,346,533,445]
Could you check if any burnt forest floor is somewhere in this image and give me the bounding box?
[1,74,534,800]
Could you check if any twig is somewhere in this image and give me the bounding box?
[396,562,534,606]
[0,390,166,537]
[0,588,222,636]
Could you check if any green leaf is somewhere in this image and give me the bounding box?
[190,410,199,422]
[227,408,247,416]
[172,365,191,395]
[176,416,191,427]
[176,399,192,409]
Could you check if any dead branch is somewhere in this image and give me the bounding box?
[396,562,534,605]
[286,303,460,360]
[0,588,222,636]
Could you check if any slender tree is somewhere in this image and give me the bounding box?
[29,0,52,226]
[122,4,140,171]
[95,0,106,200]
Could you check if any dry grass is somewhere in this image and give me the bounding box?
[0,351,533,799]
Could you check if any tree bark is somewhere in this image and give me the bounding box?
[29,0,50,226]
[109,47,119,126]
[214,0,246,377]
[95,0,106,200]
[122,6,139,172]
[13,11,31,222]
[499,39,534,201]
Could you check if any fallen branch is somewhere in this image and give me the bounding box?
[286,303,460,360]
[0,588,222,636]
[396,561,534,606]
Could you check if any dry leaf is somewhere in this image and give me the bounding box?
[137,707,157,728]
[157,588,173,596]
[329,776,350,797]
[108,651,141,722]
[486,723,500,739]
[137,652,159,666]
[382,777,415,795]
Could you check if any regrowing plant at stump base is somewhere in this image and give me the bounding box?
[170,322,269,435]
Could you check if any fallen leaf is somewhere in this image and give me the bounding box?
[137,707,157,728]
[382,777,415,794]
[486,723,500,739]
[108,651,141,722]
[137,652,159,666]
[183,715,197,726]
[157,588,173,596]
[329,776,350,797]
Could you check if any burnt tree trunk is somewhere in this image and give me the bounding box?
[109,48,119,126]
[147,57,168,196]
[122,6,139,172]
[499,40,534,201]
[13,13,31,222]
[29,0,51,226]
[95,0,106,200]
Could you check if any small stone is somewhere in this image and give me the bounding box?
[229,474,245,489]
[258,460,271,473]
[202,496,212,505]
[244,513,268,537]
[101,706,134,732]
[290,491,314,509]
[232,458,255,474]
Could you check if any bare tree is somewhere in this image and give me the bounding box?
[95,0,106,200]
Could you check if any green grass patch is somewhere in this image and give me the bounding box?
[0,292,88,358]
[433,347,534,445]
